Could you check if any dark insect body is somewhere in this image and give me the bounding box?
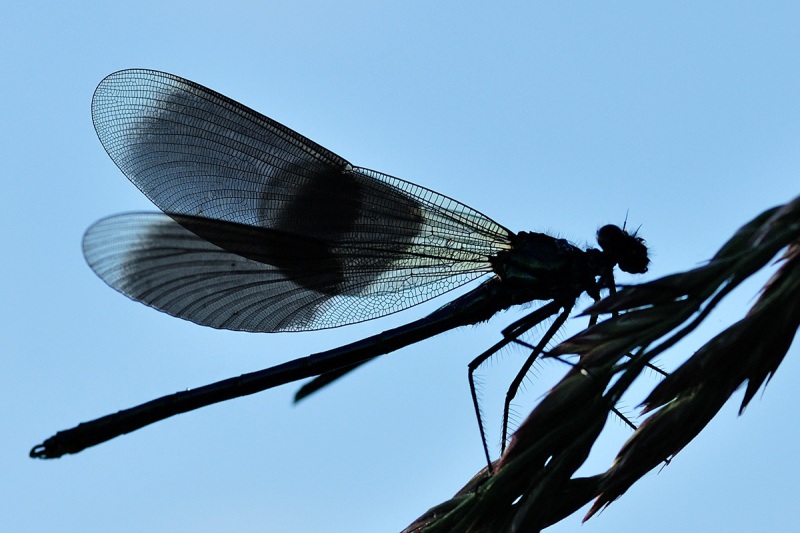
[30,70,648,462]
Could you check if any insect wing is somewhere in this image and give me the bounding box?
[86,70,511,331]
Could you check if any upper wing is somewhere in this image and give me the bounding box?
[86,69,511,332]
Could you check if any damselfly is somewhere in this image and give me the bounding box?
[31,70,649,463]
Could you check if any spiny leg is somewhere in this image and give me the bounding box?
[468,301,562,469]
[500,305,572,452]
[496,287,610,451]
[497,289,603,450]
[495,280,668,452]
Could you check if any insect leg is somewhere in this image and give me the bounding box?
[500,305,572,452]
[467,301,562,469]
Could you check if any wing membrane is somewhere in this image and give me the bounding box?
[84,213,496,331]
[87,69,512,331]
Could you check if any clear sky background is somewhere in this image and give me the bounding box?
[3,2,800,532]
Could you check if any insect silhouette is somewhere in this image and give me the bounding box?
[31,70,649,463]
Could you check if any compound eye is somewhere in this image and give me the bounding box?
[596,224,649,274]
[596,224,624,250]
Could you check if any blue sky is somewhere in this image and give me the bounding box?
[3,2,799,532]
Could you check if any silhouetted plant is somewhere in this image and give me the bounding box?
[404,195,800,533]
